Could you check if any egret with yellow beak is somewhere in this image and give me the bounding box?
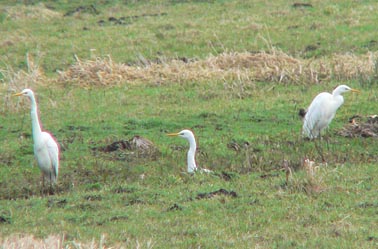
[14,89,60,185]
[302,85,360,139]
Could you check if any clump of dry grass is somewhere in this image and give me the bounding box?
[0,234,110,249]
[338,115,378,138]
[0,53,45,113]
[285,158,327,195]
[57,50,378,87]
[2,3,61,20]
[0,234,155,249]
[57,55,134,87]
[0,234,63,249]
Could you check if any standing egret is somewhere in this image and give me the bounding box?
[14,89,60,185]
[167,129,211,173]
[302,85,360,139]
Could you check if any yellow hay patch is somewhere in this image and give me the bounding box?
[0,234,63,249]
[2,3,61,20]
[0,234,112,249]
[0,53,45,113]
[57,50,378,87]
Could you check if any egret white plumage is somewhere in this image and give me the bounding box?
[167,129,198,173]
[167,129,211,173]
[302,85,360,139]
[14,89,60,185]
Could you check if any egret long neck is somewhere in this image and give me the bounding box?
[29,95,42,141]
[187,136,197,173]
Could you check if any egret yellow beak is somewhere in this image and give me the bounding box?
[13,92,23,97]
[167,132,179,137]
[351,89,360,93]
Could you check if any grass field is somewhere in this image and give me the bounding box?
[1,0,378,248]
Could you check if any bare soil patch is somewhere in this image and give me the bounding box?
[338,115,378,138]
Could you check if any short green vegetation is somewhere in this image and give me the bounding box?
[1,0,378,248]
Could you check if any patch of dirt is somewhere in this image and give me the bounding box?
[113,186,136,194]
[47,198,67,208]
[337,115,378,138]
[97,140,132,152]
[0,154,14,166]
[64,5,99,16]
[356,201,378,208]
[0,212,11,224]
[93,135,160,159]
[227,140,250,152]
[214,171,238,181]
[167,203,183,211]
[97,13,167,26]
[260,173,279,178]
[292,3,313,8]
[124,198,145,206]
[84,194,102,201]
[196,188,237,199]
[109,215,128,222]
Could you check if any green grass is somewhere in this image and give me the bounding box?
[2,0,378,73]
[2,82,378,247]
[1,0,378,248]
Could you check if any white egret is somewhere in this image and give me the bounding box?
[302,85,360,139]
[167,129,211,173]
[14,89,60,185]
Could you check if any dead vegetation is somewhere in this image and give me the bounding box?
[0,53,45,113]
[93,135,160,161]
[56,50,378,87]
[1,3,61,20]
[338,115,378,138]
[2,49,378,89]
[283,158,328,195]
[0,234,115,249]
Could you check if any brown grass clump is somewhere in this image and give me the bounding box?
[94,135,160,159]
[57,55,136,87]
[285,158,327,195]
[57,50,378,87]
[311,52,378,82]
[0,53,45,113]
[0,234,111,249]
[338,115,378,138]
[2,3,61,20]
[0,234,63,249]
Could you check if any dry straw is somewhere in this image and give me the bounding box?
[57,50,378,87]
[2,3,61,20]
[0,233,112,249]
[0,53,45,113]
[338,115,378,138]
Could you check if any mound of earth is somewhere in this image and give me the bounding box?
[337,115,378,138]
[94,135,160,158]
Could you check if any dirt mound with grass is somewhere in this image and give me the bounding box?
[57,50,378,86]
[338,115,378,138]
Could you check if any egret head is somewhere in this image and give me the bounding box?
[333,85,360,95]
[167,129,195,141]
[168,129,198,172]
[13,88,34,98]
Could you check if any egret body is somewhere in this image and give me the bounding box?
[302,85,359,139]
[14,89,59,184]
